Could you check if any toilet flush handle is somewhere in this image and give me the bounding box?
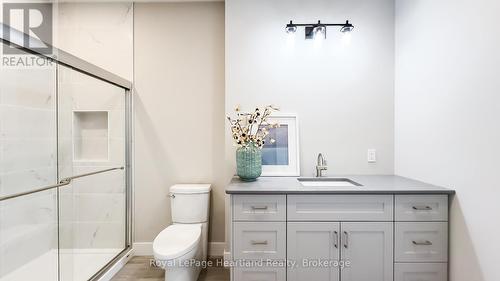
[168,193,175,199]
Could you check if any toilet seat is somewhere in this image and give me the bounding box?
[153,224,201,260]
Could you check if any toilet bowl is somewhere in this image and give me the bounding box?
[152,184,211,281]
[153,224,202,281]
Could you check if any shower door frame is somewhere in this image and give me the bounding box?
[0,23,134,281]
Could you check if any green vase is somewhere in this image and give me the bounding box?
[236,143,262,181]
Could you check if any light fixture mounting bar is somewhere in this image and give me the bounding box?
[291,23,350,27]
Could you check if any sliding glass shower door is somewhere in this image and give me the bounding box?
[0,28,132,281]
[0,46,59,281]
[57,65,128,281]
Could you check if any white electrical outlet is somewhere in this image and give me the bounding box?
[367,149,377,163]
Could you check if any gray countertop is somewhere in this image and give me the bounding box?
[226,175,455,194]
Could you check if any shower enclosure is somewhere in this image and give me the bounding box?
[0,24,133,281]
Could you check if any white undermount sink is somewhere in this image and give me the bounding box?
[298,178,362,187]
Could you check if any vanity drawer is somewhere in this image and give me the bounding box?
[395,222,448,262]
[396,195,448,221]
[287,195,393,221]
[233,222,286,260]
[233,195,286,221]
[234,267,286,281]
[395,263,447,281]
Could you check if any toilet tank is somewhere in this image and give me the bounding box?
[170,184,211,223]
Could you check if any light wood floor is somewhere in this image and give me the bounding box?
[111,256,230,281]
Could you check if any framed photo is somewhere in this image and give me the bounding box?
[261,114,300,176]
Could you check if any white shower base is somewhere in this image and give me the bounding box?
[0,248,122,281]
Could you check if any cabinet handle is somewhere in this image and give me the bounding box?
[412,205,432,211]
[412,240,433,246]
[333,231,339,248]
[251,240,268,245]
[343,231,349,249]
[251,206,268,210]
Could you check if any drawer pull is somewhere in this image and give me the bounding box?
[251,240,269,245]
[333,231,339,249]
[412,240,433,246]
[251,206,269,210]
[343,231,349,249]
[412,205,432,211]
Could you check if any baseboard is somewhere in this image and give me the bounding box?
[208,242,226,257]
[133,242,153,256]
[223,250,231,262]
[133,242,226,257]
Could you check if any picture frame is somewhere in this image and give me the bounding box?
[261,114,300,176]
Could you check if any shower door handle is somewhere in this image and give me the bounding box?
[0,166,124,202]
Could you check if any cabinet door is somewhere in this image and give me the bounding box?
[341,222,393,281]
[287,222,340,281]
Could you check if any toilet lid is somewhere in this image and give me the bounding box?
[153,224,201,260]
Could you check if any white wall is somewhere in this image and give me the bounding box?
[226,0,395,176]
[134,2,225,245]
[395,1,500,280]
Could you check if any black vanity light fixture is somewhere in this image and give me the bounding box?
[285,20,354,39]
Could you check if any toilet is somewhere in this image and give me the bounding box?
[153,184,211,281]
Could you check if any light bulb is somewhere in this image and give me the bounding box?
[341,32,352,45]
[313,25,326,39]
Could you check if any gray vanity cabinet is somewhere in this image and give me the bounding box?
[229,193,450,281]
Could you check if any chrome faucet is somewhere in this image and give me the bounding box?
[316,153,327,177]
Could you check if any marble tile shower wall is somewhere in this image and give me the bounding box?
[57,65,126,250]
[0,57,58,276]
